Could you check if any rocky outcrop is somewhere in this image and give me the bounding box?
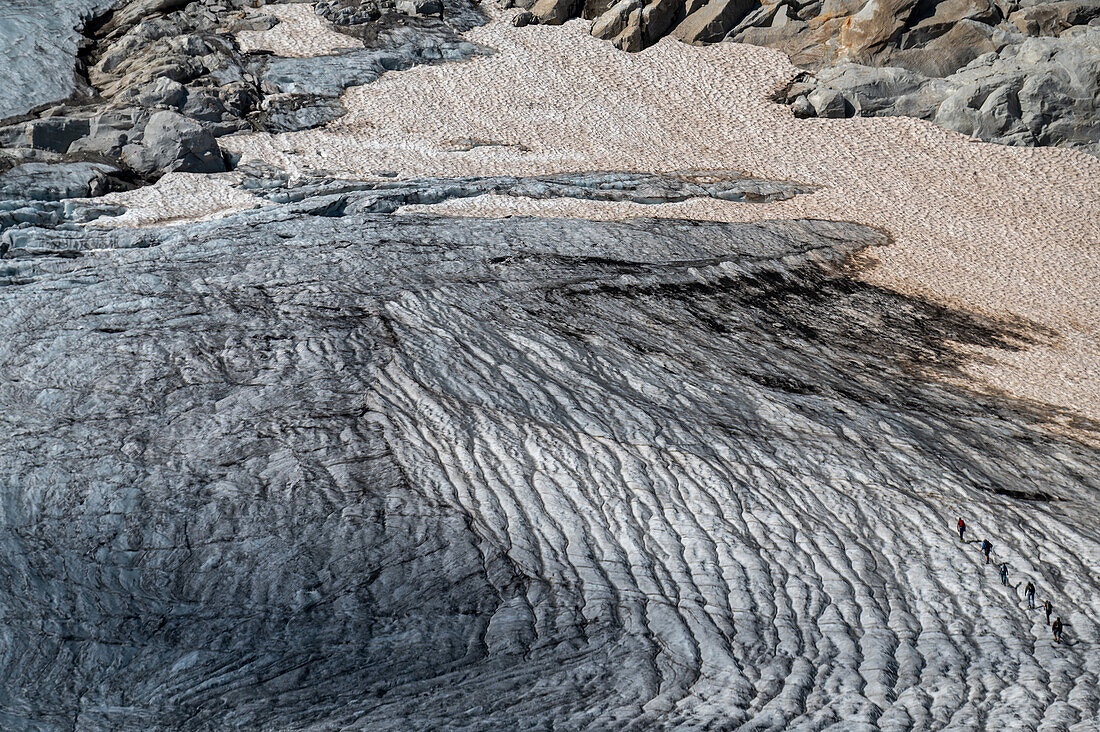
[669,0,755,43]
[780,29,1100,154]
[0,0,489,187]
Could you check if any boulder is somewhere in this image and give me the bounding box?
[122,111,225,176]
[131,77,188,109]
[670,0,755,43]
[533,0,583,23]
[26,117,92,154]
[396,0,445,15]
[811,63,935,115]
[807,86,852,116]
[1008,0,1100,35]
[0,162,118,201]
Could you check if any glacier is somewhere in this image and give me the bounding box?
[0,0,1098,728]
[0,176,1097,728]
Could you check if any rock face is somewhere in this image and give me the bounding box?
[1,173,1098,728]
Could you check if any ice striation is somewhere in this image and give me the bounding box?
[0,176,1098,728]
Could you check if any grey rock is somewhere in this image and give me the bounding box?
[670,0,755,43]
[807,86,852,117]
[810,64,941,117]
[122,110,225,175]
[316,0,384,25]
[397,0,445,15]
[786,27,1100,154]
[512,8,538,24]
[234,169,818,210]
[260,37,488,98]
[228,13,280,32]
[532,0,583,23]
[0,161,117,201]
[257,95,348,133]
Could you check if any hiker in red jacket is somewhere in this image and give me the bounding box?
[957,517,966,541]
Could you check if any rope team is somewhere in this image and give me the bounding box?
[957,517,1065,644]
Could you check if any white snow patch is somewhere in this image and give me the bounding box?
[86,172,262,228]
[235,2,361,58]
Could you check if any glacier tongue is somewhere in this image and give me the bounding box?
[0,192,1098,728]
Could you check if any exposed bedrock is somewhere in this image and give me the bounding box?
[1,176,1098,727]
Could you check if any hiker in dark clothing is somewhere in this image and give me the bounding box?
[982,539,993,564]
[957,517,966,541]
[1045,599,1053,625]
[1000,562,1009,586]
[1052,617,1063,643]
[1025,581,1035,609]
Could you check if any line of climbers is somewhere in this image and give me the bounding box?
[957,517,1065,644]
